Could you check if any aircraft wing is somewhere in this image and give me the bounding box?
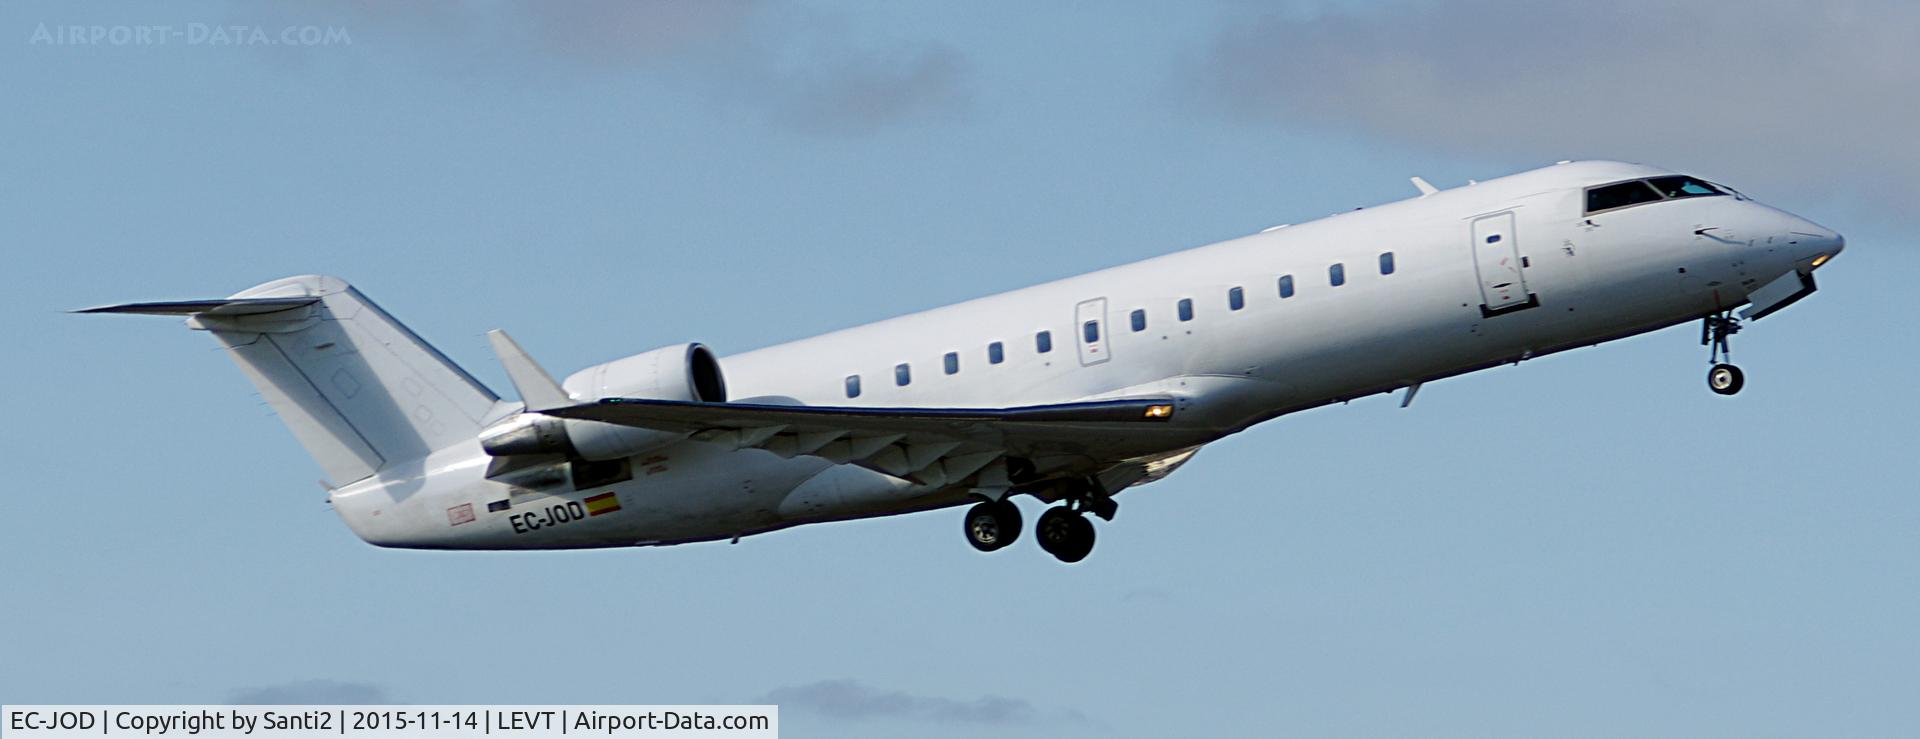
[541,396,1186,489]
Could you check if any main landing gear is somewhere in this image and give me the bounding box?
[964,478,1113,564]
[962,499,1022,552]
[1702,312,1746,396]
[1035,506,1096,563]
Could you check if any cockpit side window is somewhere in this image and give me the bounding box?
[1646,175,1727,200]
[1585,180,1665,214]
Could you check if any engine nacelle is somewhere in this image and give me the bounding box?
[561,342,727,404]
[479,343,726,461]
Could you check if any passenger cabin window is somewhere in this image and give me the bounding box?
[844,374,861,398]
[1036,331,1053,353]
[1585,180,1665,214]
[1083,320,1100,343]
[988,341,1004,364]
[1130,309,1146,332]
[1278,274,1295,298]
[895,363,911,386]
[1329,263,1346,287]
[1379,251,1396,275]
[943,352,959,375]
[1228,286,1245,311]
[1178,298,1194,322]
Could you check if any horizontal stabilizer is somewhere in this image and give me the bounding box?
[74,297,319,316]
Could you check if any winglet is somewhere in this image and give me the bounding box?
[1410,176,1439,197]
[487,329,570,411]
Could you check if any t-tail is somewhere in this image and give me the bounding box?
[78,275,500,486]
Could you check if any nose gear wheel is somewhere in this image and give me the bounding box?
[1701,312,1745,395]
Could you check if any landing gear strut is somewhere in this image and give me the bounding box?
[1702,312,1745,396]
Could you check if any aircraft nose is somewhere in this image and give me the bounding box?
[1766,206,1844,264]
[1795,220,1844,265]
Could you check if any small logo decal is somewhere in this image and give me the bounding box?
[446,503,476,526]
[584,492,622,517]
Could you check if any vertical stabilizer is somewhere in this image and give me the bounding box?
[82,275,499,484]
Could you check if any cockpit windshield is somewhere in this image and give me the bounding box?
[1646,176,1726,199]
[1585,175,1730,215]
[1585,180,1663,213]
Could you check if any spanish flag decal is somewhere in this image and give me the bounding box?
[584,492,622,517]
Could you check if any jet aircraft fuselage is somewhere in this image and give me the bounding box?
[86,161,1843,562]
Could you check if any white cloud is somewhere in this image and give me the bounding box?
[1186,1,1920,206]
[759,679,1086,726]
[295,0,972,136]
[765,43,972,136]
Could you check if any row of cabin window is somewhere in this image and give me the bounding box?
[846,333,1046,396]
[1129,252,1397,330]
[842,251,1397,397]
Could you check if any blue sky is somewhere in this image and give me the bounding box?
[2,2,1915,737]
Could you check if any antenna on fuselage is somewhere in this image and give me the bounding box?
[1410,176,1439,197]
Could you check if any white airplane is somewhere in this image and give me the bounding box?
[84,161,1842,562]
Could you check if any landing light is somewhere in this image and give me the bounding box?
[1810,253,1832,268]
[1143,404,1174,419]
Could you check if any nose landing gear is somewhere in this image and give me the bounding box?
[1708,363,1744,395]
[1702,312,1745,396]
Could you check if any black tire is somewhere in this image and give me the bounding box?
[1709,363,1745,395]
[963,502,1014,552]
[1036,506,1078,556]
[1054,514,1096,564]
[992,500,1022,548]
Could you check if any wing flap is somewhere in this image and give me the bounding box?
[549,397,1176,435]
[542,396,1182,486]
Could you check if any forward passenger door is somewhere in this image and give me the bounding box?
[1471,212,1537,315]
[1075,297,1110,366]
